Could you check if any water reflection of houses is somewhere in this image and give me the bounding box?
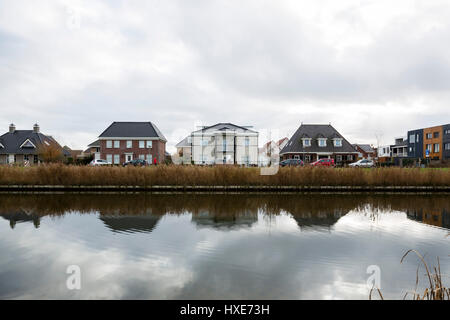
[0,210,41,229]
[406,209,450,229]
[98,208,162,234]
[290,211,345,230]
[191,210,258,229]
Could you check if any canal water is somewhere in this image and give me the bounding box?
[0,193,448,299]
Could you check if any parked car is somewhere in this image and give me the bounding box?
[349,159,375,168]
[280,159,304,167]
[89,159,110,166]
[311,158,335,167]
[123,159,148,167]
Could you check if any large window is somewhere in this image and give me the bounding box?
[146,154,152,163]
[409,135,415,143]
[244,137,250,146]
[106,140,112,148]
[126,140,132,148]
[114,154,120,164]
[347,155,353,161]
[139,141,145,148]
[426,144,432,152]
[434,132,439,138]
[434,144,440,153]
[139,154,145,160]
[426,133,432,139]
[106,154,112,163]
[222,139,227,151]
[146,141,152,148]
[114,140,120,148]
[336,155,342,162]
[445,143,450,150]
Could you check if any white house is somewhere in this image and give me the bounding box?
[176,123,259,165]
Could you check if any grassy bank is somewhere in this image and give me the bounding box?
[0,164,449,187]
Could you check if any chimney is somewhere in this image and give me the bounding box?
[9,123,15,133]
[33,123,40,133]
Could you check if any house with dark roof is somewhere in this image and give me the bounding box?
[98,122,167,164]
[178,123,259,165]
[0,123,66,165]
[280,124,358,164]
[352,144,376,159]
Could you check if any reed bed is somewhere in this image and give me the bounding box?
[0,164,449,186]
[370,250,450,300]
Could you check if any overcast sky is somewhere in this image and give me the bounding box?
[1,0,450,152]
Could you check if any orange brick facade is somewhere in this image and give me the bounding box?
[423,126,443,160]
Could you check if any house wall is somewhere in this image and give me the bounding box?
[443,124,450,160]
[99,139,165,164]
[407,129,423,159]
[423,126,443,160]
[191,132,258,165]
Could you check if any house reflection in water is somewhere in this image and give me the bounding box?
[98,208,162,234]
[290,210,345,230]
[406,209,450,229]
[191,210,257,229]
[0,210,41,229]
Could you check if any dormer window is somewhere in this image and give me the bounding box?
[333,139,342,147]
[20,139,36,148]
[302,138,311,147]
[318,138,327,147]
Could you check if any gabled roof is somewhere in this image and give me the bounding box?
[192,123,257,134]
[175,136,191,148]
[353,144,375,153]
[99,122,167,141]
[0,130,61,155]
[280,124,357,154]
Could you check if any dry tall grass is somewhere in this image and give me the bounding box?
[0,164,449,186]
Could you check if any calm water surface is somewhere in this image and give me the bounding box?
[0,193,449,299]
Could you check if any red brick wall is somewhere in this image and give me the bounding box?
[100,139,166,164]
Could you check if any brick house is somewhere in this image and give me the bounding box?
[352,144,376,159]
[98,122,167,165]
[0,123,68,165]
[280,124,359,164]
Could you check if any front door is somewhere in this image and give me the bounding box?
[126,154,133,162]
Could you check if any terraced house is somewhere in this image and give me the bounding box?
[407,123,450,161]
[280,124,358,164]
[0,123,67,165]
[98,122,167,165]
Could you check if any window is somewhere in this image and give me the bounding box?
[416,134,419,142]
[139,141,145,148]
[242,155,250,164]
[305,155,311,162]
[409,147,413,152]
[244,137,250,146]
[222,139,227,151]
[336,155,342,162]
[34,155,38,164]
[409,134,415,143]
[114,154,120,164]
[126,140,132,148]
[146,154,152,162]
[146,141,152,148]
[434,144,440,153]
[302,139,311,147]
[106,154,112,163]
[445,143,450,150]
[294,155,300,159]
[445,129,450,135]
[318,138,327,147]
[202,139,208,146]
[434,132,439,138]
[347,155,353,161]
[24,155,29,161]
[139,154,145,160]
[334,139,342,147]
[426,133,432,139]
[114,140,120,148]
[106,140,112,148]
[426,144,432,151]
